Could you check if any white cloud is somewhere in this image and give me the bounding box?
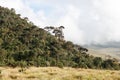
[92,0,120,43]
[1,0,120,46]
[56,5,85,44]
[0,0,48,27]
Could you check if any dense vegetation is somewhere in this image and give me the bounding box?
[0,6,120,70]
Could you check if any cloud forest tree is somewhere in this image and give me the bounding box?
[44,26,65,40]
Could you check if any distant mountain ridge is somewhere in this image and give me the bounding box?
[85,41,120,48]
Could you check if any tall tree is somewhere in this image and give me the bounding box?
[44,26,65,40]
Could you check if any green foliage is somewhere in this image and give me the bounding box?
[0,6,119,70]
[93,57,103,69]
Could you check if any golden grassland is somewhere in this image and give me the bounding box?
[0,67,120,80]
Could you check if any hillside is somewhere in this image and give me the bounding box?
[88,48,120,62]
[0,6,120,69]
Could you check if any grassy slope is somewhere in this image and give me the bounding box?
[0,67,120,80]
[88,48,120,61]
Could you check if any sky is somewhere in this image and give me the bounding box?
[0,0,120,47]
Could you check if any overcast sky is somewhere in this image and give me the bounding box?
[1,0,120,46]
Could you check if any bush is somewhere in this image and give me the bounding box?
[57,62,64,68]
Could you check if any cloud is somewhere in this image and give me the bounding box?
[0,0,48,26]
[90,0,120,43]
[56,5,85,44]
[1,0,120,47]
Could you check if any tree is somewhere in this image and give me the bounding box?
[44,26,54,32]
[93,57,103,68]
[44,26,65,40]
[74,44,88,54]
[10,8,15,13]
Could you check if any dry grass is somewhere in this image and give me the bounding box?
[0,67,119,80]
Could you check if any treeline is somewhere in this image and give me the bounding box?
[0,6,120,70]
